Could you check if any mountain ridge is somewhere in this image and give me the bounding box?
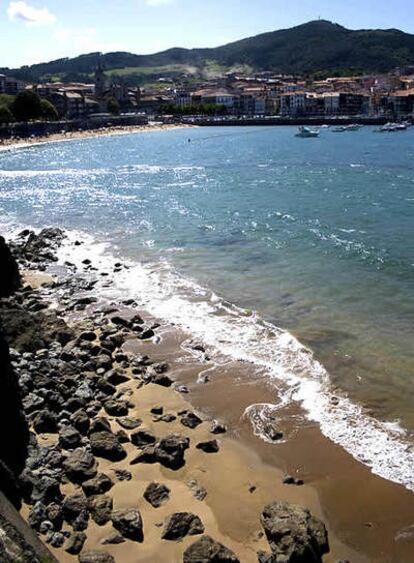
[2,20,414,84]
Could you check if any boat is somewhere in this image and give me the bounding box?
[295,126,319,138]
[332,124,363,132]
[376,122,408,132]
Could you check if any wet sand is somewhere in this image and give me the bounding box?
[121,323,414,563]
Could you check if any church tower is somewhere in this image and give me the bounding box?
[94,58,106,99]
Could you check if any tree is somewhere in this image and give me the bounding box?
[11,90,42,122]
[107,96,120,115]
[0,105,14,124]
[41,99,59,121]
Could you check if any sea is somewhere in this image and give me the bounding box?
[1,125,413,490]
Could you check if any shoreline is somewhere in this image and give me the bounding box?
[0,122,194,152]
[2,228,414,562]
[0,230,342,562]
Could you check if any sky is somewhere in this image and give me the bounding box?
[1,0,414,68]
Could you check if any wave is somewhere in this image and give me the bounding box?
[3,221,414,492]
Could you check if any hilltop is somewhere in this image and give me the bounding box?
[2,20,414,84]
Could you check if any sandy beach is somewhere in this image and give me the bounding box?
[0,122,193,152]
[0,229,407,563]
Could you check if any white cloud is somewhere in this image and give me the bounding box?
[7,1,56,25]
[145,0,173,6]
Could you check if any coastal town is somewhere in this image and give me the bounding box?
[2,62,414,130]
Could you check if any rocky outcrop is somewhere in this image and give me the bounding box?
[0,237,28,506]
[0,236,20,298]
[260,501,329,563]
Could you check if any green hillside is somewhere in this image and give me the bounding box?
[2,20,414,84]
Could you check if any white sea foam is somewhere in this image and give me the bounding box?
[4,222,414,492]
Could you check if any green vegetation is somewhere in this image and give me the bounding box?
[159,103,228,116]
[11,90,43,121]
[106,96,120,115]
[0,105,14,124]
[40,99,59,121]
[4,20,414,82]
[0,90,58,124]
[0,93,15,109]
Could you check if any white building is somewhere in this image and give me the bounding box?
[280,92,307,116]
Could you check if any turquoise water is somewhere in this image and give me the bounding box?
[1,126,414,484]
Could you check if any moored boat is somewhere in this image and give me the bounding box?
[295,126,319,138]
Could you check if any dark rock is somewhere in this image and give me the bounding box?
[196,440,219,453]
[130,430,157,448]
[138,328,154,340]
[112,468,132,482]
[154,414,176,423]
[46,502,63,531]
[181,412,203,429]
[49,531,65,548]
[33,410,57,434]
[183,535,239,562]
[65,531,87,555]
[0,235,20,297]
[62,493,89,530]
[79,550,115,563]
[115,429,129,444]
[90,431,127,462]
[96,378,116,396]
[263,424,283,442]
[260,501,329,562]
[101,532,125,545]
[150,406,163,415]
[59,425,82,449]
[210,420,227,435]
[161,512,204,540]
[111,508,143,542]
[88,494,113,526]
[72,409,90,435]
[62,448,97,483]
[105,369,129,385]
[103,399,128,417]
[143,482,170,508]
[130,434,190,470]
[82,473,114,497]
[89,418,111,434]
[283,475,304,486]
[78,331,97,342]
[117,416,142,430]
[31,475,62,504]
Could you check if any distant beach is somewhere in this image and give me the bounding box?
[0,122,194,151]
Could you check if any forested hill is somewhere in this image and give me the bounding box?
[3,20,414,84]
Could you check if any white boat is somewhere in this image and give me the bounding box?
[377,122,408,132]
[295,126,319,138]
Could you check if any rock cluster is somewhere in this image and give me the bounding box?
[0,230,330,563]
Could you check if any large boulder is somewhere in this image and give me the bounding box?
[111,508,143,542]
[62,448,97,484]
[89,431,126,462]
[143,482,170,508]
[183,535,239,562]
[260,502,329,563]
[161,512,204,540]
[130,434,189,470]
